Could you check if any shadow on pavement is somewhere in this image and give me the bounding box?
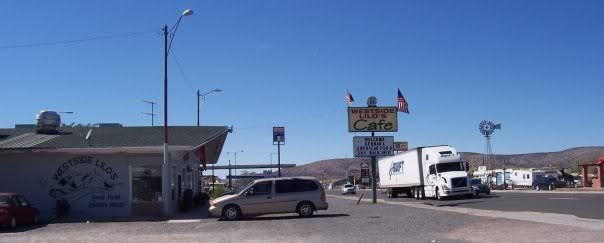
[422,201,485,207]
[234,213,350,221]
[0,223,48,233]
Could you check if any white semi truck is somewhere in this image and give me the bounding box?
[378,145,473,200]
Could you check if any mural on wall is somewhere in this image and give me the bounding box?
[46,156,125,209]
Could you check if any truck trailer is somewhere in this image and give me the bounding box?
[378,145,473,200]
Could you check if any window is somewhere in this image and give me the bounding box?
[527,174,530,179]
[276,179,318,193]
[0,195,10,205]
[132,165,162,202]
[16,196,29,206]
[429,165,436,175]
[435,162,464,173]
[248,181,272,195]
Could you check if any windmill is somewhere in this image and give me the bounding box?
[479,120,501,168]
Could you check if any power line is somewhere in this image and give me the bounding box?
[0,29,159,49]
[170,48,196,92]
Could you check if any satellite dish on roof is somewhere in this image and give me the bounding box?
[85,129,92,140]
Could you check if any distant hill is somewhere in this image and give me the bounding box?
[282,147,604,180]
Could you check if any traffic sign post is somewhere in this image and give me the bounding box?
[273,127,285,177]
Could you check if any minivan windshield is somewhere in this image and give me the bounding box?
[436,162,464,173]
[344,184,353,188]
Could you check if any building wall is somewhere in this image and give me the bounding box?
[0,153,130,221]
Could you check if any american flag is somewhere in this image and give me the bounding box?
[397,89,409,113]
[346,89,354,106]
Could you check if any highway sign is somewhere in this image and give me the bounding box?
[353,136,394,157]
[273,127,285,144]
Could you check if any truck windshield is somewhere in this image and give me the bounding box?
[436,162,464,173]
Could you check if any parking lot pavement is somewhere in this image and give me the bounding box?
[339,189,604,220]
[2,196,604,242]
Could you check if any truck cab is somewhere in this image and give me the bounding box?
[423,149,472,199]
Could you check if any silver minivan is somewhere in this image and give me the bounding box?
[209,176,328,220]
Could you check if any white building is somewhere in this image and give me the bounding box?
[0,124,229,221]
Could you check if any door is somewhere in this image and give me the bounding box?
[238,181,274,215]
[425,165,437,196]
[273,179,319,213]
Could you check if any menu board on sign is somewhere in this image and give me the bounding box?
[353,136,394,157]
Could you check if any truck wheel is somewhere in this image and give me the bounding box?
[414,187,420,200]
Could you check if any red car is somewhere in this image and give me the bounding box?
[0,193,40,229]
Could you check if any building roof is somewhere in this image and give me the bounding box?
[0,126,229,150]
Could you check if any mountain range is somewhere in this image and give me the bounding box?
[282,146,604,180]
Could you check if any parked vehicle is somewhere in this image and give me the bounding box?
[470,178,491,195]
[378,145,473,200]
[0,193,40,229]
[342,184,356,195]
[533,176,564,190]
[209,176,328,220]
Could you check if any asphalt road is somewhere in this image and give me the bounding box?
[332,189,604,219]
[2,196,603,242]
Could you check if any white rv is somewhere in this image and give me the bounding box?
[378,145,473,200]
[510,169,545,188]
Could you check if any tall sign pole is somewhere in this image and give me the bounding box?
[348,96,397,204]
[371,131,377,203]
[273,127,285,177]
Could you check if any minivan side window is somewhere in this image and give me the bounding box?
[247,181,272,195]
[276,179,318,193]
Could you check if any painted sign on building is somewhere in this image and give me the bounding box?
[347,107,398,132]
[353,136,394,157]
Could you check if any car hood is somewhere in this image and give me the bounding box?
[212,194,238,205]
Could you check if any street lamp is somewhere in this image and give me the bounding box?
[197,88,222,126]
[162,8,193,217]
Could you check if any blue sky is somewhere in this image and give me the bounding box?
[2,1,603,171]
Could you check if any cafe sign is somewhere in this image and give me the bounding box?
[348,107,398,132]
[353,136,394,157]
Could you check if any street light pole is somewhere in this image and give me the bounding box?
[197,90,200,126]
[197,89,222,126]
[161,9,193,218]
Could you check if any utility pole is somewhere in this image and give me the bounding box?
[142,100,156,126]
[197,90,200,126]
[228,159,232,189]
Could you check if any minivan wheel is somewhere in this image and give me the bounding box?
[222,205,241,221]
[9,216,17,229]
[297,202,314,217]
